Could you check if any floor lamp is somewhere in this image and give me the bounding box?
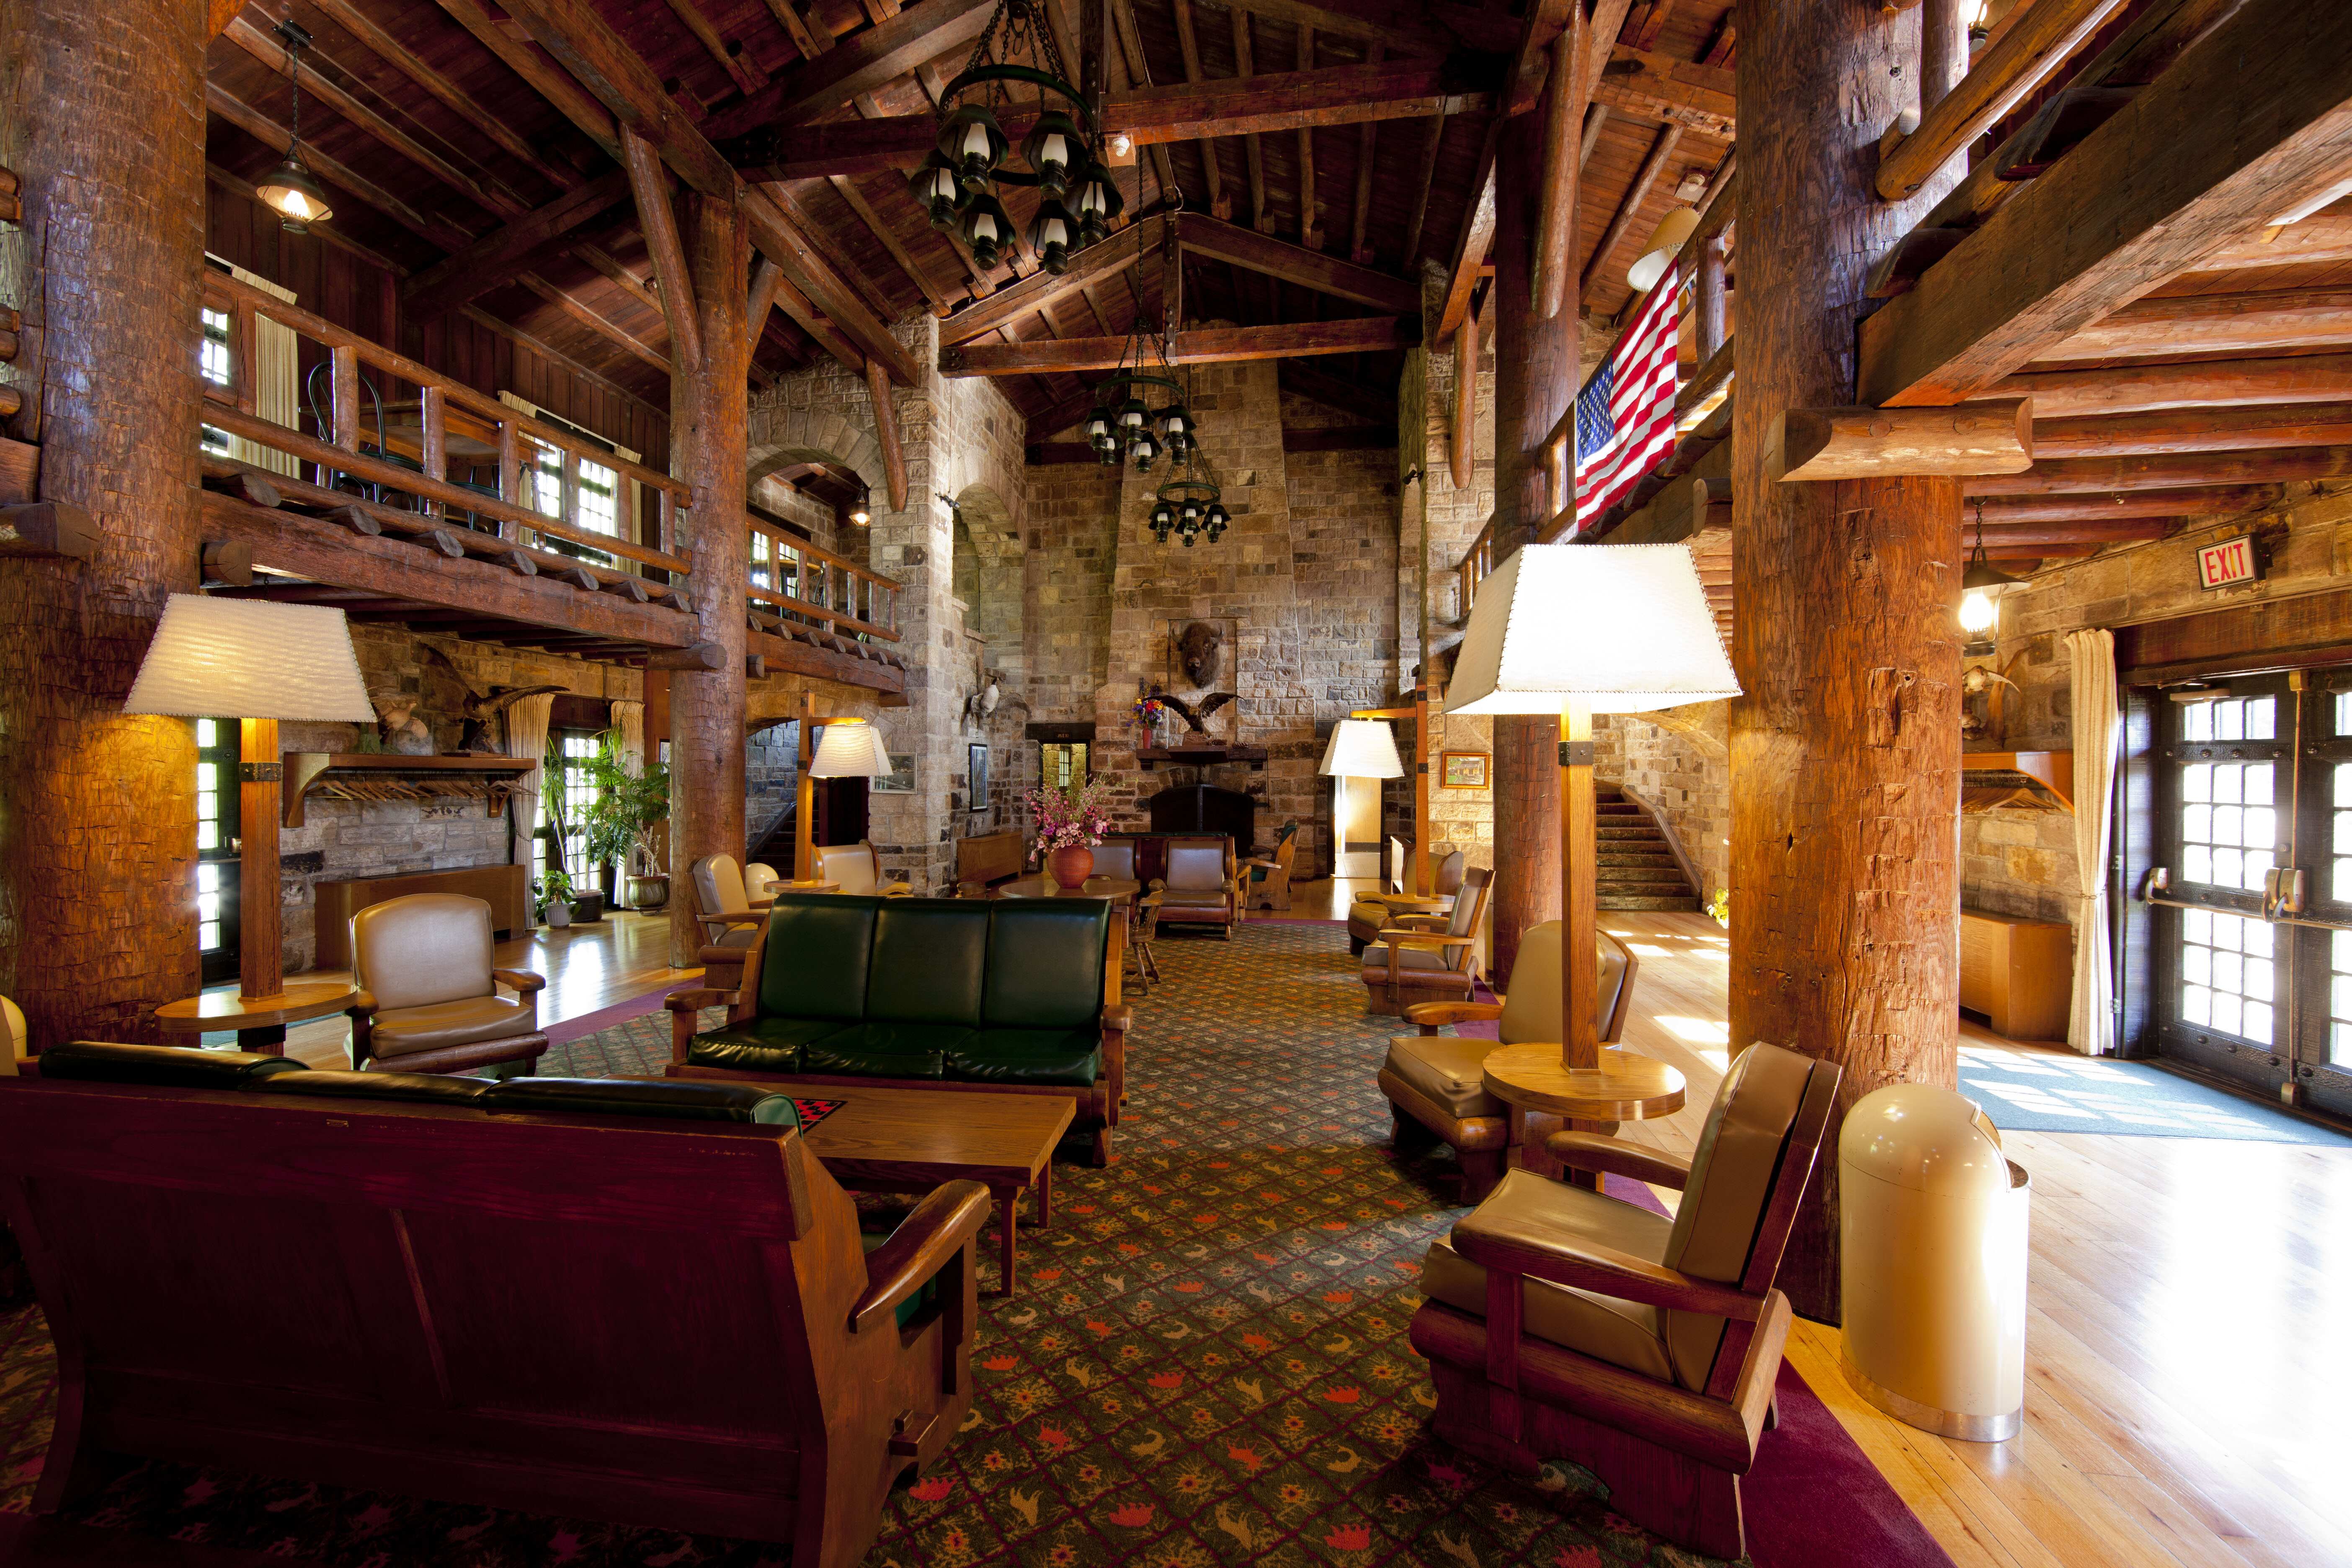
[1444,544,1739,1069]
[126,595,377,1004]
[796,716,893,881]
[1319,718,1406,882]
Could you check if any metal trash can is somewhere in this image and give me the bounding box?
[1838,1083,2029,1442]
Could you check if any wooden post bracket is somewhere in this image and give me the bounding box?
[0,500,95,560]
[1768,400,2035,481]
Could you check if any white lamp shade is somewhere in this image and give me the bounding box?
[809,720,894,777]
[1626,206,1701,294]
[1319,718,1406,778]
[1445,543,1740,716]
[124,594,375,721]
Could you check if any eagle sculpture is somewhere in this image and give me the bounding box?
[1152,687,1239,734]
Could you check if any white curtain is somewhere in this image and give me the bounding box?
[2067,628,2118,1055]
[504,691,556,863]
[611,699,645,774]
[219,261,298,478]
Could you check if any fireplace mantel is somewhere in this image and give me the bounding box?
[1136,745,1266,770]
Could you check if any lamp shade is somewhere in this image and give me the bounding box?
[1319,718,1406,778]
[1625,206,1700,294]
[124,594,375,721]
[1445,544,1740,716]
[809,719,894,777]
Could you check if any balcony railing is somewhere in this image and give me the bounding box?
[749,516,899,642]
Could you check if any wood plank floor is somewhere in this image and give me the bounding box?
[1571,910,2352,1568]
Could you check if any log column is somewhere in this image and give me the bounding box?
[667,193,751,966]
[1732,0,1964,1321]
[0,0,207,1044]
[1488,107,1578,985]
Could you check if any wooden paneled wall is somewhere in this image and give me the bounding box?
[204,183,667,459]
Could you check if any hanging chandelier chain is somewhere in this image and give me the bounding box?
[957,0,1083,113]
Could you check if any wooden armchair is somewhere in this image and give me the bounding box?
[1240,820,1299,913]
[689,853,774,949]
[1359,867,1492,1015]
[1408,1044,1840,1561]
[1378,922,1637,1199]
[1148,837,1239,937]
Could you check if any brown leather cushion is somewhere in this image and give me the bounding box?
[370,993,539,1058]
[1164,846,1227,892]
[1091,842,1138,880]
[1361,942,1463,975]
[1423,1169,1679,1385]
[353,894,495,1012]
[1382,1034,1503,1119]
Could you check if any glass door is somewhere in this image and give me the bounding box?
[2151,672,2352,1117]
[194,718,242,985]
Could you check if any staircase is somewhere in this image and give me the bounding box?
[1595,786,1701,912]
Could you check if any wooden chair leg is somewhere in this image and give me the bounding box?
[1457,1146,1506,1202]
[1090,1126,1113,1166]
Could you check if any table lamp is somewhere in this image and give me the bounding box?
[796,717,893,879]
[125,595,376,1003]
[1445,543,1739,1069]
[1320,718,1405,882]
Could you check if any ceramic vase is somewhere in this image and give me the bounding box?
[1048,844,1094,889]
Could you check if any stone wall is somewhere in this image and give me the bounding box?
[273,627,639,972]
[1593,704,1730,903]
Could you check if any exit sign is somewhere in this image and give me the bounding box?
[2197,535,2260,590]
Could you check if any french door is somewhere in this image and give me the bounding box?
[2151,671,2352,1117]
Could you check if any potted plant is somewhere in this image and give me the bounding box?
[576,729,672,910]
[1027,776,1112,889]
[535,867,576,929]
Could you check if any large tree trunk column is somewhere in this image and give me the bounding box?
[0,0,207,1044]
[1487,107,1577,985]
[1731,0,1965,1321]
[666,193,750,967]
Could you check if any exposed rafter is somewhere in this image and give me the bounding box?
[941,316,1416,374]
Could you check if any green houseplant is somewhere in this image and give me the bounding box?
[575,728,672,910]
[534,867,576,928]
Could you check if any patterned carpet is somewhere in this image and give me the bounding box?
[0,918,1929,1568]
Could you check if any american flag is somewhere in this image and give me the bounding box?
[1573,263,1681,534]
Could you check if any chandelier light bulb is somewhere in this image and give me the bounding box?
[1957,587,1997,634]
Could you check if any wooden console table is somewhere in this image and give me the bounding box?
[1959,908,2072,1042]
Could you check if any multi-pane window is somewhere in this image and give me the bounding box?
[2176,693,2277,894]
[534,731,603,892]
[193,717,240,981]
[2331,929,2352,1065]
[2177,907,2274,1044]
[577,458,618,536]
[196,718,224,852]
[198,863,224,956]
[199,307,232,456]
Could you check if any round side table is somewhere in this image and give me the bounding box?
[1482,1042,1687,1189]
[155,982,358,1055]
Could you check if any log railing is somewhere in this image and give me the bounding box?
[748,516,900,642]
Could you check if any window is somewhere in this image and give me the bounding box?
[193,718,241,983]
[535,730,605,890]
[199,307,232,458]
[577,457,618,537]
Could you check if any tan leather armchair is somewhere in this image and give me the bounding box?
[1088,840,1138,882]
[812,839,912,896]
[1148,838,1238,937]
[1359,866,1493,1015]
[1409,1043,1841,1562]
[1349,848,1466,954]
[347,893,547,1077]
[1378,921,1638,1199]
[689,853,773,950]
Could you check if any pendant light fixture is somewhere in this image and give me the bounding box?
[905,0,1101,276]
[255,21,334,233]
[1082,208,1204,477]
[1151,444,1226,549]
[1957,500,2019,645]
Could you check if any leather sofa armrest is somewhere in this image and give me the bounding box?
[1541,1132,1693,1191]
[1404,1000,1503,1033]
[665,988,737,1012]
[346,989,377,1017]
[492,968,547,994]
[851,1179,993,1333]
[1380,930,1475,946]
[1454,1220,1764,1322]
[1101,1003,1133,1034]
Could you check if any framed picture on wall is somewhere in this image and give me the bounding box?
[872,752,918,794]
[968,743,990,811]
[1440,750,1491,790]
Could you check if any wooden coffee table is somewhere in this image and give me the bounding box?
[798,1085,1075,1296]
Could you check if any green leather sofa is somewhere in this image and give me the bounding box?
[666,893,1131,1164]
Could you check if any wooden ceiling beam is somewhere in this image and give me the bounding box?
[1964,445,2352,496]
[658,0,770,96]
[400,169,634,319]
[459,305,669,417]
[1969,484,2284,522]
[1968,518,2177,546]
[1177,211,1418,313]
[1109,0,1179,208]
[517,273,673,374]
[307,0,582,188]
[205,162,409,275]
[1400,105,1446,269]
[1232,6,1272,233]
[1860,4,2352,407]
[942,316,1415,373]
[702,0,1000,138]
[433,0,619,150]
[2193,214,2352,275]
[828,174,955,317]
[2032,401,2352,458]
[1348,43,1385,265]
[572,243,665,315]
[1296,24,1320,249]
[762,0,838,60]
[1222,0,1459,57]
[2036,288,2352,364]
[1985,351,2352,419]
[1167,0,1230,221]
[1434,133,1496,339]
[1024,381,1117,443]
[622,126,704,376]
[1579,122,1681,300]
[942,211,1167,345]
[1590,44,1733,139]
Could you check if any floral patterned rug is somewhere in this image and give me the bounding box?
[0,920,1946,1568]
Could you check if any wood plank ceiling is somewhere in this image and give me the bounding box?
[201,0,1736,440]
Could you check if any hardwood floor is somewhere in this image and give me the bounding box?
[260,910,694,1068]
[1578,910,2352,1568]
